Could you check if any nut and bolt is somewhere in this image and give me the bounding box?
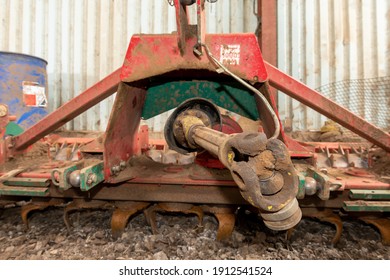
[86,173,98,185]
[111,165,121,175]
[119,161,127,170]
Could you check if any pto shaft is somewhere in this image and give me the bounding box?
[165,99,302,231]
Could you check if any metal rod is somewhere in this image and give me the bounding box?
[257,0,278,103]
[265,62,390,152]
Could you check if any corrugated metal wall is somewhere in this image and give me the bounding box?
[0,0,257,132]
[1,0,389,132]
[277,0,390,130]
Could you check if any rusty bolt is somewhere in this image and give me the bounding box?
[111,165,121,175]
[86,173,97,185]
[119,161,127,170]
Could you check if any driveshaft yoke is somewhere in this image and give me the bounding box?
[165,98,302,230]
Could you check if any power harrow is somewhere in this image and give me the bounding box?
[0,0,389,246]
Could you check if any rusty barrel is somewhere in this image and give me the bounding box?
[0,52,48,130]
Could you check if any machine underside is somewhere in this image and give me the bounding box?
[0,0,389,247]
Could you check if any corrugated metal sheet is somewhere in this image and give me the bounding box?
[0,0,257,132]
[2,0,388,133]
[277,0,390,130]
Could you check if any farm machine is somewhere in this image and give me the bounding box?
[0,0,389,245]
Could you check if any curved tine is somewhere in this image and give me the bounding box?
[167,204,204,227]
[152,203,205,230]
[214,212,236,241]
[318,214,343,245]
[302,208,343,246]
[111,202,150,239]
[285,226,296,241]
[63,200,114,230]
[360,216,390,246]
[143,205,159,234]
[188,206,204,227]
[111,208,136,239]
[21,204,48,229]
[63,202,81,230]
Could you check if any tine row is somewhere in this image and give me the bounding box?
[317,144,368,168]
[17,200,390,245]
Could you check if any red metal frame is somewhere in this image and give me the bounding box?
[2,0,388,184]
[257,0,278,103]
[121,34,268,84]
[103,83,147,181]
[265,62,390,152]
[1,68,121,163]
[12,68,121,151]
[106,31,269,181]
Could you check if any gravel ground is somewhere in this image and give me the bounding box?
[0,206,388,260]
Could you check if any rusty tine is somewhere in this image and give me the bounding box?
[359,216,390,246]
[302,208,343,246]
[63,199,113,231]
[111,202,150,239]
[21,199,65,229]
[214,212,236,241]
[21,204,48,229]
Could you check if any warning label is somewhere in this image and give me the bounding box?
[22,81,47,107]
[220,44,240,65]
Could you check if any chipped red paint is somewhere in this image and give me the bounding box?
[103,83,147,180]
[257,0,278,103]
[120,34,268,84]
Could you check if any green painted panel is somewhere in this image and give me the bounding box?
[349,189,390,200]
[0,186,48,197]
[343,201,390,212]
[143,81,259,120]
[80,161,104,191]
[4,178,50,187]
[297,172,306,199]
[5,122,24,136]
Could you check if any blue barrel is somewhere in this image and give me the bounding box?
[0,52,48,130]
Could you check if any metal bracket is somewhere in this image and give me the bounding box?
[349,189,390,200]
[0,168,49,197]
[296,172,306,199]
[306,168,343,200]
[51,162,84,190]
[79,161,104,191]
